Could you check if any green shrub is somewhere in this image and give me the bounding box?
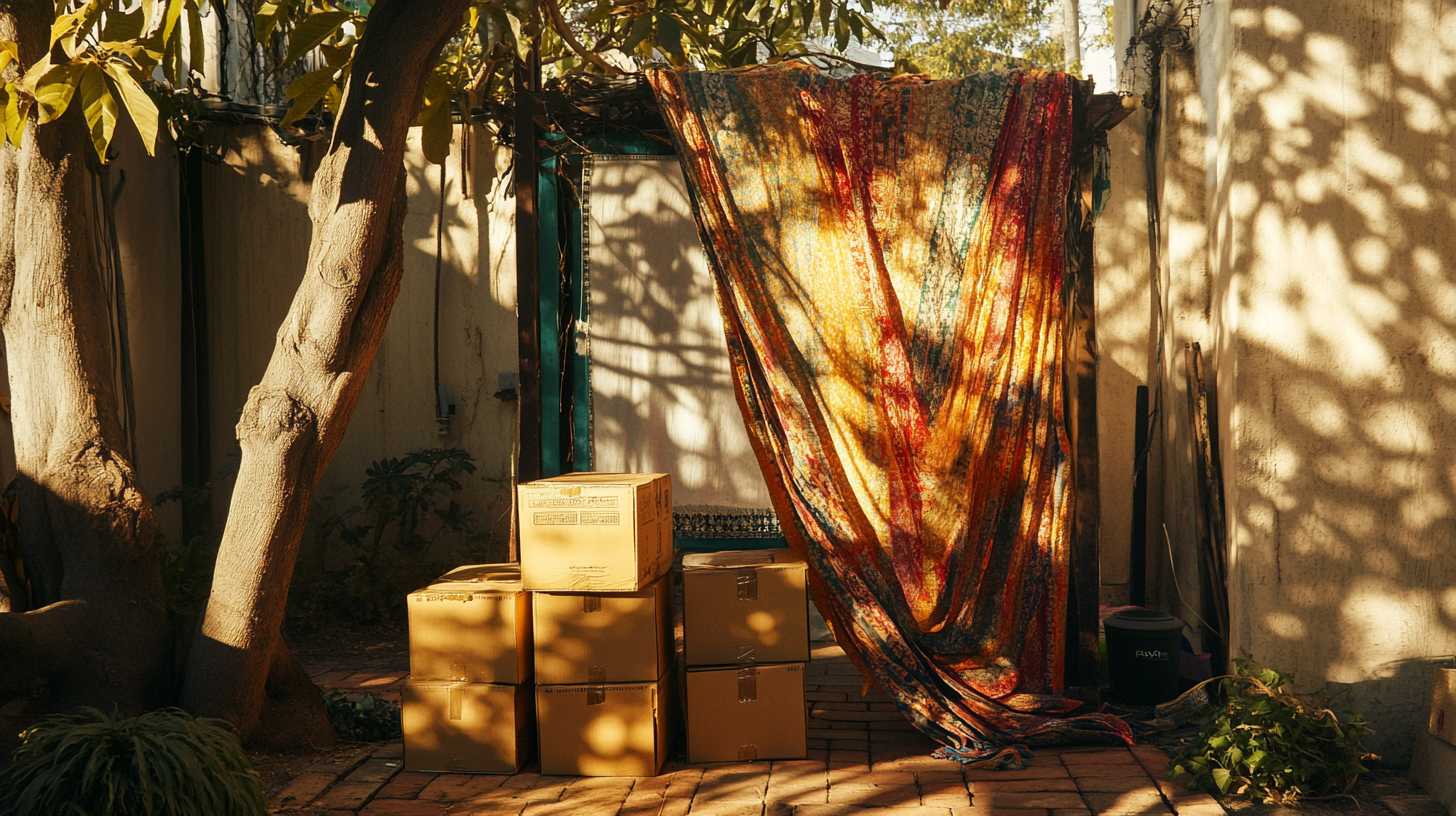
[1168,658,1375,805]
[322,690,402,742]
[0,708,266,816]
[293,447,493,623]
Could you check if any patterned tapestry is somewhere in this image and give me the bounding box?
[650,64,1132,767]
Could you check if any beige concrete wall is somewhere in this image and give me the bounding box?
[1213,0,1456,764]
[202,124,520,568]
[1095,114,1151,606]
[111,125,184,548]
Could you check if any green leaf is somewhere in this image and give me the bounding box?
[162,0,185,43]
[282,10,352,67]
[5,83,28,148]
[656,13,684,62]
[254,1,285,47]
[162,23,182,86]
[280,65,337,127]
[503,9,529,61]
[0,40,17,77]
[1211,768,1233,794]
[102,61,159,156]
[102,8,145,43]
[417,72,455,164]
[28,61,88,125]
[187,0,205,76]
[78,64,118,160]
[622,12,653,53]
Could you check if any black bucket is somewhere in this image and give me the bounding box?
[1104,609,1185,705]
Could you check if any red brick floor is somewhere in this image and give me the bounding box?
[283,644,1222,816]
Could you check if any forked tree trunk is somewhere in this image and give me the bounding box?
[0,6,171,719]
[179,0,471,744]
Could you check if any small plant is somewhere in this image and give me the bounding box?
[1168,658,1376,805]
[322,690,403,742]
[154,483,223,621]
[293,447,490,623]
[0,708,266,816]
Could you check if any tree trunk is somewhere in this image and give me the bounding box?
[0,3,172,722]
[1064,0,1083,72]
[179,0,471,743]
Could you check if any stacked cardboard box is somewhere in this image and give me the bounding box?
[402,564,534,773]
[682,549,810,763]
[519,473,675,776]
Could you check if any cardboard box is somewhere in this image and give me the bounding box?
[687,663,807,763]
[407,564,532,684]
[519,473,673,592]
[1431,666,1456,746]
[537,675,670,777]
[683,549,809,667]
[402,680,534,774]
[533,574,671,685]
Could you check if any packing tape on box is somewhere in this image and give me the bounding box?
[736,646,756,665]
[737,667,758,703]
[588,685,607,706]
[736,568,758,601]
[448,686,463,720]
[737,745,759,761]
[582,595,602,613]
[589,665,607,684]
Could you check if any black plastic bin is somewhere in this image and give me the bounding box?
[1104,609,1185,705]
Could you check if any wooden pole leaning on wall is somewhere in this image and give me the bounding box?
[1130,385,1149,607]
[512,49,543,563]
[515,50,543,489]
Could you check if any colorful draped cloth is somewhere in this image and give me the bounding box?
[650,64,1132,767]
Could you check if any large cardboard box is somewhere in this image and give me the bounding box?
[533,574,671,685]
[537,675,670,777]
[407,564,531,684]
[402,680,534,774]
[518,473,673,592]
[1431,666,1456,746]
[683,549,809,667]
[687,663,807,763]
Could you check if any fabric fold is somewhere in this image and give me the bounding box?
[650,63,1132,768]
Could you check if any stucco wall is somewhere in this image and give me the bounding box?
[201,124,520,569]
[1220,0,1456,764]
[1095,114,1151,606]
[112,125,184,548]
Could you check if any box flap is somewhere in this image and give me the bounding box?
[682,548,805,570]
[524,472,666,488]
[420,563,524,596]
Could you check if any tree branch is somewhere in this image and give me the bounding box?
[542,0,621,75]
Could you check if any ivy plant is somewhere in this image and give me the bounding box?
[1167,658,1376,806]
[322,690,402,741]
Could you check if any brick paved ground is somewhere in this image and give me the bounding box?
[280,606,1446,816]
[278,640,1226,816]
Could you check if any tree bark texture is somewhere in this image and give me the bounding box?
[0,3,172,717]
[179,0,471,743]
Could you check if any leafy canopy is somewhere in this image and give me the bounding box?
[0,0,885,164]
